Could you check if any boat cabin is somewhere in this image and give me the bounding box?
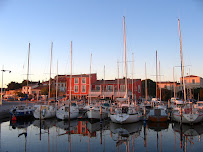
[121,104,129,114]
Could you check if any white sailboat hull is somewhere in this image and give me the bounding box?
[110,113,141,124]
[33,105,56,119]
[56,105,79,120]
[172,112,203,124]
[56,111,79,120]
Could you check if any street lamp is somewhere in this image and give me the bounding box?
[1,67,11,105]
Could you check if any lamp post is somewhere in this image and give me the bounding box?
[1,66,11,105]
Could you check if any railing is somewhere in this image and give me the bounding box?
[90,91,128,97]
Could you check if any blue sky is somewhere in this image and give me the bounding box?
[0,0,203,87]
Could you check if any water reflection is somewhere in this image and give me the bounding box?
[56,120,78,131]
[172,122,203,152]
[109,121,142,152]
[10,119,34,129]
[110,121,142,137]
[147,121,169,132]
[173,122,203,137]
[33,119,56,130]
[87,120,109,133]
[147,121,169,152]
[1,118,202,152]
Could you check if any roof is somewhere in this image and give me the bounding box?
[180,75,201,79]
[54,73,97,79]
[93,79,141,85]
[185,75,199,78]
[22,83,38,87]
[32,85,48,90]
[157,81,177,84]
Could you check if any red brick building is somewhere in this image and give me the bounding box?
[54,73,142,100]
[66,73,97,99]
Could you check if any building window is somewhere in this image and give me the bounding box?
[115,86,117,91]
[82,85,86,93]
[82,78,86,84]
[61,84,63,87]
[138,85,141,93]
[107,85,113,91]
[75,78,79,84]
[82,121,86,125]
[82,127,85,133]
[74,127,78,133]
[96,85,100,90]
[192,79,195,84]
[120,85,125,91]
[74,85,79,93]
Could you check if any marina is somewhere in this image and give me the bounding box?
[1,1,203,152]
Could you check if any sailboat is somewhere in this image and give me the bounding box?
[110,16,143,124]
[86,55,109,120]
[9,43,34,119]
[172,19,203,124]
[33,42,56,119]
[56,41,79,120]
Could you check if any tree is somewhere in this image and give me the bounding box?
[160,88,171,101]
[141,79,156,98]
[41,87,48,95]
[21,80,31,87]
[7,81,21,90]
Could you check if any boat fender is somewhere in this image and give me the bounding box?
[42,109,46,117]
[12,115,17,121]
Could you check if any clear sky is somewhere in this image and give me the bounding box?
[0,0,203,87]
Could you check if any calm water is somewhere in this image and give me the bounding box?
[0,118,202,152]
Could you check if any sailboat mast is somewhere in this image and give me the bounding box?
[156,50,158,99]
[173,67,175,98]
[159,60,161,101]
[88,53,92,105]
[117,60,119,97]
[189,68,191,99]
[56,60,58,101]
[70,41,72,101]
[145,63,148,102]
[132,53,134,100]
[49,42,53,103]
[103,65,105,98]
[123,16,127,96]
[26,43,30,106]
[178,19,186,101]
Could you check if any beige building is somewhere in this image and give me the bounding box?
[180,75,203,89]
[22,84,39,95]
[158,81,181,92]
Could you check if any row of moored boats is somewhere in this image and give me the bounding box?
[9,97,203,125]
